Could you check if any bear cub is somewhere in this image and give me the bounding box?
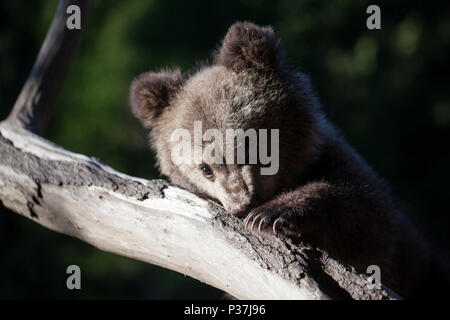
[130,21,448,299]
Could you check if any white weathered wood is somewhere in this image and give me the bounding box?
[0,123,317,299]
[0,122,397,299]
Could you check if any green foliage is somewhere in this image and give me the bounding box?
[0,0,449,298]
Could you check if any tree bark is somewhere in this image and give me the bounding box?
[0,0,399,300]
[0,122,398,300]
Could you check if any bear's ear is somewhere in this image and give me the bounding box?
[130,69,183,128]
[216,21,284,71]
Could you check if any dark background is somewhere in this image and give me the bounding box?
[0,0,449,299]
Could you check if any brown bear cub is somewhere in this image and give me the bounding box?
[130,21,448,299]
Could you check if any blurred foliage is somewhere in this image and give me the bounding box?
[0,0,449,299]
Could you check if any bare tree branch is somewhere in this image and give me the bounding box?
[0,123,398,300]
[6,0,92,134]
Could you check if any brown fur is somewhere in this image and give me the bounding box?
[130,21,449,299]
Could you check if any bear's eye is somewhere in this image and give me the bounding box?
[200,164,214,179]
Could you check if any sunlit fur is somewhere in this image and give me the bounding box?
[130,21,449,299]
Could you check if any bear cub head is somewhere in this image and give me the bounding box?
[130,21,320,216]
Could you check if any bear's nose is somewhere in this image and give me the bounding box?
[229,204,248,217]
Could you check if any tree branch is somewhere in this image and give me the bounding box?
[6,0,92,134]
[0,123,398,299]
